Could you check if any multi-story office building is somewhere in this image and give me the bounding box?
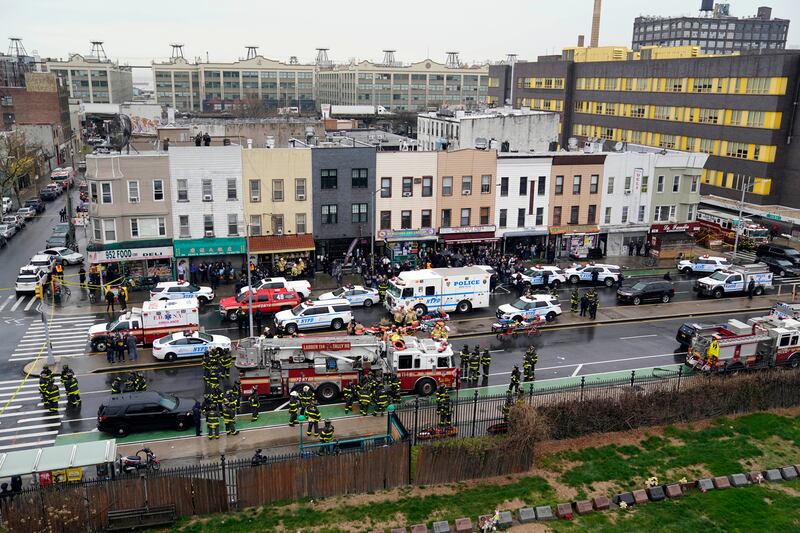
[488,48,800,208]
[316,58,489,112]
[45,54,133,104]
[153,55,316,113]
[632,6,790,55]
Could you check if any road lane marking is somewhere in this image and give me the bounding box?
[273,400,290,411]
[0,296,11,312]
[9,298,25,312]
[17,415,61,424]
[0,431,58,442]
[0,408,47,418]
[488,352,678,377]
[24,298,36,311]
[620,334,659,340]
[0,440,56,451]
[0,422,61,433]
[571,364,584,377]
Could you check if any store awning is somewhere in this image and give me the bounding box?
[549,225,599,236]
[441,231,497,243]
[501,229,549,238]
[249,234,315,254]
[446,237,501,244]
[0,440,117,478]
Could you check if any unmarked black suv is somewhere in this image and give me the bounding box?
[756,243,800,267]
[616,280,675,305]
[97,391,195,437]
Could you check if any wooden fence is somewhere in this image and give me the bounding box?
[414,443,533,485]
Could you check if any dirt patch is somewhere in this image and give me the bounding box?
[764,483,800,498]
[508,523,555,532]
[586,480,621,499]
[531,467,578,501]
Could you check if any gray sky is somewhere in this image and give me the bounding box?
[6,0,799,75]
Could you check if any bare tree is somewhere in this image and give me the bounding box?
[0,131,43,209]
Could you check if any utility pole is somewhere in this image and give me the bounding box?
[732,177,751,261]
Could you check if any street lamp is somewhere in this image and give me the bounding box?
[732,177,754,261]
[239,221,255,338]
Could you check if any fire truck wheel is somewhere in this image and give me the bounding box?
[316,383,340,403]
[788,355,800,368]
[227,310,238,321]
[414,304,428,317]
[93,339,108,353]
[415,378,437,397]
[331,318,344,330]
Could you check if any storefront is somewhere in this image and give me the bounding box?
[87,239,174,282]
[439,225,498,252]
[648,222,701,260]
[248,234,316,275]
[548,225,600,260]
[173,237,247,274]
[500,228,549,256]
[601,224,651,257]
[378,228,438,265]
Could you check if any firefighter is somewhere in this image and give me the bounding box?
[358,379,372,416]
[501,393,513,423]
[110,376,122,395]
[205,366,220,391]
[38,368,52,400]
[249,388,260,421]
[288,390,301,426]
[374,383,389,416]
[342,381,357,414]
[134,372,147,391]
[209,383,224,411]
[63,374,81,408]
[45,380,60,413]
[468,349,481,382]
[206,405,220,440]
[377,277,388,303]
[224,388,239,415]
[299,386,314,412]
[481,349,492,377]
[388,373,401,404]
[208,347,221,368]
[319,420,335,454]
[459,346,470,378]
[438,391,452,429]
[509,365,521,394]
[219,349,233,380]
[222,403,239,436]
[305,401,321,437]
[570,289,579,313]
[60,365,75,382]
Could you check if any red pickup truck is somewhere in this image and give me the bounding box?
[218,288,300,321]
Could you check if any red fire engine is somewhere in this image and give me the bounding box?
[234,335,458,402]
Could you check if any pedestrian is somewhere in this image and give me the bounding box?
[118,286,128,311]
[78,266,86,289]
[106,342,115,364]
[288,390,301,426]
[126,333,138,362]
[114,333,126,362]
[105,287,115,314]
[635,239,643,256]
[747,278,756,300]
[628,240,635,256]
[193,400,202,436]
[579,292,589,317]
[177,261,186,282]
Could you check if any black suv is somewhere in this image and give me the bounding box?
[39,188,58,201]
[616,280,675,305]
[97,391,195,437]
[756,243,800,267]
[758,255,800,277]
[24,198,46,214]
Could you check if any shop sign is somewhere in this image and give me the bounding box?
[174,237,247,257]
[439,225,496,235]
[89,246,174,264]
[549,225,599,235]
[649,223,700,234]
[766,213,782,221]
[378,228,436,240]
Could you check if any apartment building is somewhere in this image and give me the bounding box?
[242,148,315,265]
[374,151,439,262]
[85,152,175,278]
[46,54,133,104]
[495,154,553,249]
[436,149,498,247]
[168,146,247,263]
[488,48,800,208]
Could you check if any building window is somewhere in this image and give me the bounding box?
[295,178,306,200]
[351,203,368,223]
[604,206,612,224]
[130,218,139,237]
[381,177,392,198]
[127,181,139,203]
[499,209,507,228]
[442,176,453,196]
[587,205,596,224]
[555,176,564,195]
[421,209,432,228]
[590,174,599,194]
[249,179,261,202]
[654,205,676,222]
[535,207,543,225]
[321,204,338,224]
[641,176,649,193]
[460,208,471,226]
[90,182,98,203]
[481,175,491,194]
[621,206,629,223]
[569,206,579,224]
[638,205,646,222]
[690,176,699,193]
[102,219,116,241]
[203,214,214,235]
[552,206,562,226]
[201,179,212,201]
[607,176,614,194]
[321,169,337,189]
[100,182,113,204]
[517,208,525,227]
[402,177,413,196]
[672,175,681,193]
[422,176,433,197]
[380,211,391,230]
[657,175,665,192]
[687,204,696,221]
[271,215,284,235]
[480,207,490,225]
[179,215,190,238]
[519,176,528,196]
[296,213,306,234]
[537,176,546,196]
[272,179,284,201]
[500,177,509,197]
[249,214,262,236]
[228,214,238,236]
[462,176,472,195]
[572,175,582,195]
[441,209,452,228]
[351,168,368,188]
[227,178,237,200]
[401,210,412,229]
[725,142,749,159]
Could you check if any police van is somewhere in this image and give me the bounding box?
[384,266,491,316]
[274,298,353,335]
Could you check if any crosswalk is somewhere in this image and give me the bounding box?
[8,313,99,362]
[0,376,64,452]
[0,293,41,314]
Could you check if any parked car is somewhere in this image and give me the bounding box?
[496,294,562,322]
[757,255,800,277]
[51,221,76,243]
[17,207,35,220]
[318,285,380,307]
[45,233,74,249]
[24,198,45,213]
[3,214,25,230]
[274,298,353,335]
[756,243,800,267]
[15,266,47,296]
[517,265,567,289]
[46,182,64,195]
[96,391,195,437]
[28,254,56,275]
[677,256,730,274]
[617,280,675,305]
[39,247,84,265]
[219,288,300,321]
[149,281,215,305]
[0,224,16,240]
[2,197,12,214]
[563,264,622,287]
[152,331,232,361]
[39,187,58,201]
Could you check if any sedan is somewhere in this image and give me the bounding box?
[17,207,35,220]
[758,256,800,278]
[152,331,232,361]
[39,247,84,265]
[318,285,380,307]
[0,224,16,240]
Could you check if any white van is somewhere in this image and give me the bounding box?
[385,267,491,315]
[274,298,353,335]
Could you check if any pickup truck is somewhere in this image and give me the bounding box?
[239,276,311,300]
[219,288,300,321]
[695,264,773,299]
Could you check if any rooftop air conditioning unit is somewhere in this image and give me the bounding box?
[205,230,214,237]
[251,195,260,202]
[462,190,471,196]
[277,228,283,235]
[402,192,412,197]
[203,194,213,201]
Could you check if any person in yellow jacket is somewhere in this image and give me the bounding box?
[707,339,720,367]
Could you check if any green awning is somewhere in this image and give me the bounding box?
[173,237,247,257]
[0,440,117,477]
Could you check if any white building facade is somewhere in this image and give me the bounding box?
[495,154,553,250]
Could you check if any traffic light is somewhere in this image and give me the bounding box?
[34,285,43,300]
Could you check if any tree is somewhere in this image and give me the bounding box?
[0,131,43,209]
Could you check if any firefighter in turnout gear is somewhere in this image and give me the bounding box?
[45,381,60,413]
[481,349,492,377]
[570,289,579,313]
[388,373,401,404]
[437,387,452,429]
[501,393,513,423]
[288,391,301,426]
[60,365,75,382]
[468,348,481,382]
[219,349,233,380]
[224,388,239,418]
[358,379,372,416]
[222,403,239,436]
[509,365,521,394]
[374,383,389,416]
[299,386,314,412]
[209,384,223,411]
[249,388,260,421]
[377,278,389,303]
[39,366,53,400]
[319,420,335,454]
[63,374,81,408]
[523,346,538,382]
[342,381,357,414]
[110,376,122,394]
[459,346,470,378]
[206,406,220,439]
[305,402,321,437]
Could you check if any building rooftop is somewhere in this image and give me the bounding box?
[327,129,417,149]
[418,107,554,122]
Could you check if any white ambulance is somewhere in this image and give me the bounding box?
[384,266,491,316]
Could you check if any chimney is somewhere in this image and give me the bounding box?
[577,35,585,47]
[757,6,772,20]
[590,0,602,47]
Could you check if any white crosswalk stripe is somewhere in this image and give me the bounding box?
[0,376,65,453]
[8,314,99,362]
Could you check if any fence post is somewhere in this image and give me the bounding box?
[630,370,636,386]
[471,390,479,437]
[413,398,419,446]
[677,365,683,392]
[580,376,585,402]
[528,382,534,403]
[220,454,227,495]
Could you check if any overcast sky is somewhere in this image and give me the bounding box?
[6,0,799,80]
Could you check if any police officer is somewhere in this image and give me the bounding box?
[206,406,220,440]
[305,401,321,437]
[342,381,357,414]
[319,420,335,454]
[588,289,599,320]
[579,291,589,317]
[288,390,301,426]
[481,349,491,377]
[110,376,122,394]
[249,388,260,421]
[299,385,314,412]
[509,365,521,394]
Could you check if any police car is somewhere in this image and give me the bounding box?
[563,263,622,287]
[274,298,353,335]
[677,255,730,274]
[496,294,562,322]
[151,331,232,361]
[318,285,380,307]
[149,281,215,305]
[518,265,567,288]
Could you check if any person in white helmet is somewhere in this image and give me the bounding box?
[288,390,301,427]
[299,385,314,412]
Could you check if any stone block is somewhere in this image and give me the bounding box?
[612,492,635,507]
[781,466,799,480]
[556,503,573,519]
[454,518,472,533]
[696,478,714,492]
[665,484,683,499]
[391,529,407,533]
[498,511,513,529]
[517,508,536,524]
[410,526,428,533]
[593,495,610,510]
[632,489,649,505]
[747,471,764,484]
[645,485,665,501]
[575,500,593,515]
[713,476,731,489]
[730,473,750,487]
[680,482,695,493]
[432,521,450,533]
[535,506,555,521]
[764,469,783,482]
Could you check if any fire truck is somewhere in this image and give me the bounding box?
[686,316,800,372]
[234,335,458,402]
[696,209,770,246]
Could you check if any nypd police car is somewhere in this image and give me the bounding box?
[150,281,215,305]
[274,298,353,335]
[677,255,730,274]
[318,285,380,307]
[152,331,231,361]
[496,294,562,322]
[518,265,566,288]
[563,263,622,287]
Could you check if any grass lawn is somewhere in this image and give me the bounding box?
[173,412,800,533]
